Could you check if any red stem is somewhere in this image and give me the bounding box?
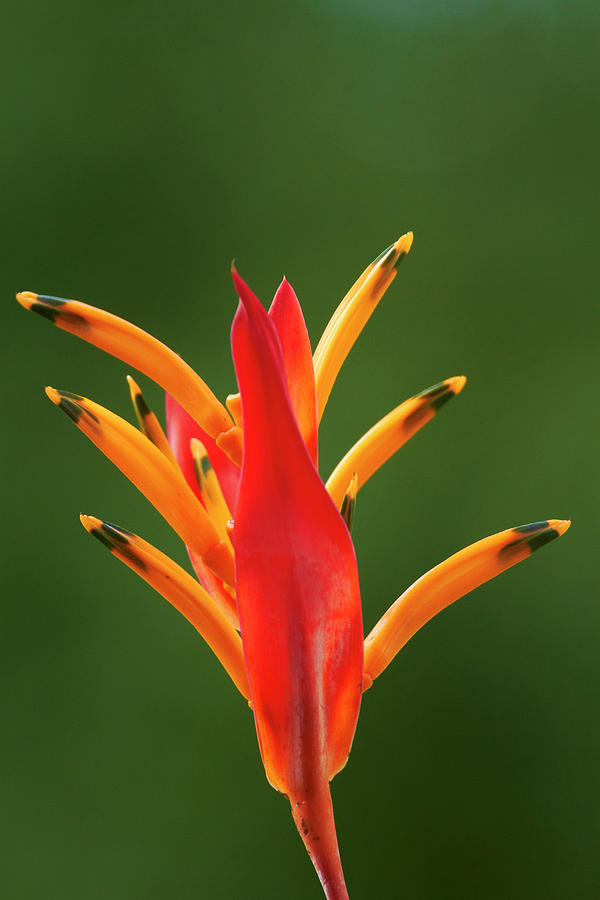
[290,782,349,900]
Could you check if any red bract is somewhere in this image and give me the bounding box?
[232,270,362,898]
[268,276,319,465]
[18,233,570,899]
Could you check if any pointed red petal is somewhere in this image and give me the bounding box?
[231,269,362,896]
[232,269,364,783]
[268,278,318,465]
[165,393,239,511]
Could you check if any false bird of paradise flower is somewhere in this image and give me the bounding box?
[17,232,570,900]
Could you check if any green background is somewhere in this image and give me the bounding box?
[2,1,598,897]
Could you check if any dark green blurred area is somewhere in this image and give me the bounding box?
[2,0,598,897]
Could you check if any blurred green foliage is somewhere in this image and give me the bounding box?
[2,0,598,897]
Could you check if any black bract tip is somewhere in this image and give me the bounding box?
[340,496,355,532]
[524,528,560,553]
[30,296,86,329]
[89,527,114,551]
[38,295,68,307]
[58,396,83,423]
[402,382,455,431]
[418,382,447,400]
[89,522,146,570]
[29,296,68,324]
[513,521,549,534]
[101,522,132,544]
[429,390,453,412]
[373,243,395,266]
[134,391,151,420]
[499,523,559,559]
[55,391,99,425]
[30,302,61,323]
[59,390,84,402]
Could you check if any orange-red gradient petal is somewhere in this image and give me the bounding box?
[231,269,362,900]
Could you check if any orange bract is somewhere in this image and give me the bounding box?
[313,231,413,422]
[363,519,571,688]
[17,290,242,465]
[326,375,466,508]
[80,515,249,699]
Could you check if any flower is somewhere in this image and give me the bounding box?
[17,234,570,900]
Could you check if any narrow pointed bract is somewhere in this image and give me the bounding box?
[313,232,413,421]
[363,519,571,688]
[327,376,466,508]
[166,393,240,511]
[127,374,178,465]
[80,515,249,698]
[340,473,358,532]
[17,290,242,464]
[19,233,570,900]
[190,437,233,544]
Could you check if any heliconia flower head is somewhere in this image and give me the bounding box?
[17,233,570,900]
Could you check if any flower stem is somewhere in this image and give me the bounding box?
[290,782,349,900]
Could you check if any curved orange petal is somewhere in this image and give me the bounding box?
[126,375,178,465]
[313,233,413,422]
[363,519,571,688]
[17,291,239,459]
[80,516,248,698]
[326,376,466,508]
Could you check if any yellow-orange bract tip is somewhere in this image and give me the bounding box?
[45,386,60,404]
[16,291,38,308]
[190,436,208,454]
[395,231,414,254]
[549,519,571,536]
[80,514,101,531]
[225,392,242,427]
[449,375,467,394]
[126,373,143,402]
[347,472,358,499]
